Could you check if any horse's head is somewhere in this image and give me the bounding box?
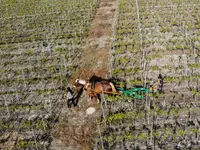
[73,79,87,89]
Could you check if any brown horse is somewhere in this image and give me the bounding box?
[73,79,116,103]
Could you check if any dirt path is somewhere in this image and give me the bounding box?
[71,0,117,82]
[50,1,117,149]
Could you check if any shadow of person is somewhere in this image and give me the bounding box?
[67,87,76,108]
[74,87,84,106]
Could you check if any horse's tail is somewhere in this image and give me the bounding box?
[109,82,116,92]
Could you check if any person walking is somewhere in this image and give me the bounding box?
[157,74,164,92]
[67,87,76,108]
[152,74,164,93]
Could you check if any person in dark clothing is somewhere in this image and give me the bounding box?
[152,74,164,93]
[67,87,76,108]
[158,74,164,92]
[89,74,102,89]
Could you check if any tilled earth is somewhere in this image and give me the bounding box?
[94,95,200,150]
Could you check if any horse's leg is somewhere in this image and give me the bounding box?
[96,94,101,103]
[87,95,92,101]
[109,82,116,92]
[88,92,94,102]
[90,95,93,101]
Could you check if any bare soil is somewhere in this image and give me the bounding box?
[70,0,116,83]
[51,0,117,149]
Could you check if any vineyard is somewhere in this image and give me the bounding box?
[1,0,200,149]
[0,0,99,149]
[97,0,200,149]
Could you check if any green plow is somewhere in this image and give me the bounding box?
[118,86,154,100]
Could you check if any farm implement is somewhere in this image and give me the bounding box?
[101,85,155,100]
[118,85,154,100]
